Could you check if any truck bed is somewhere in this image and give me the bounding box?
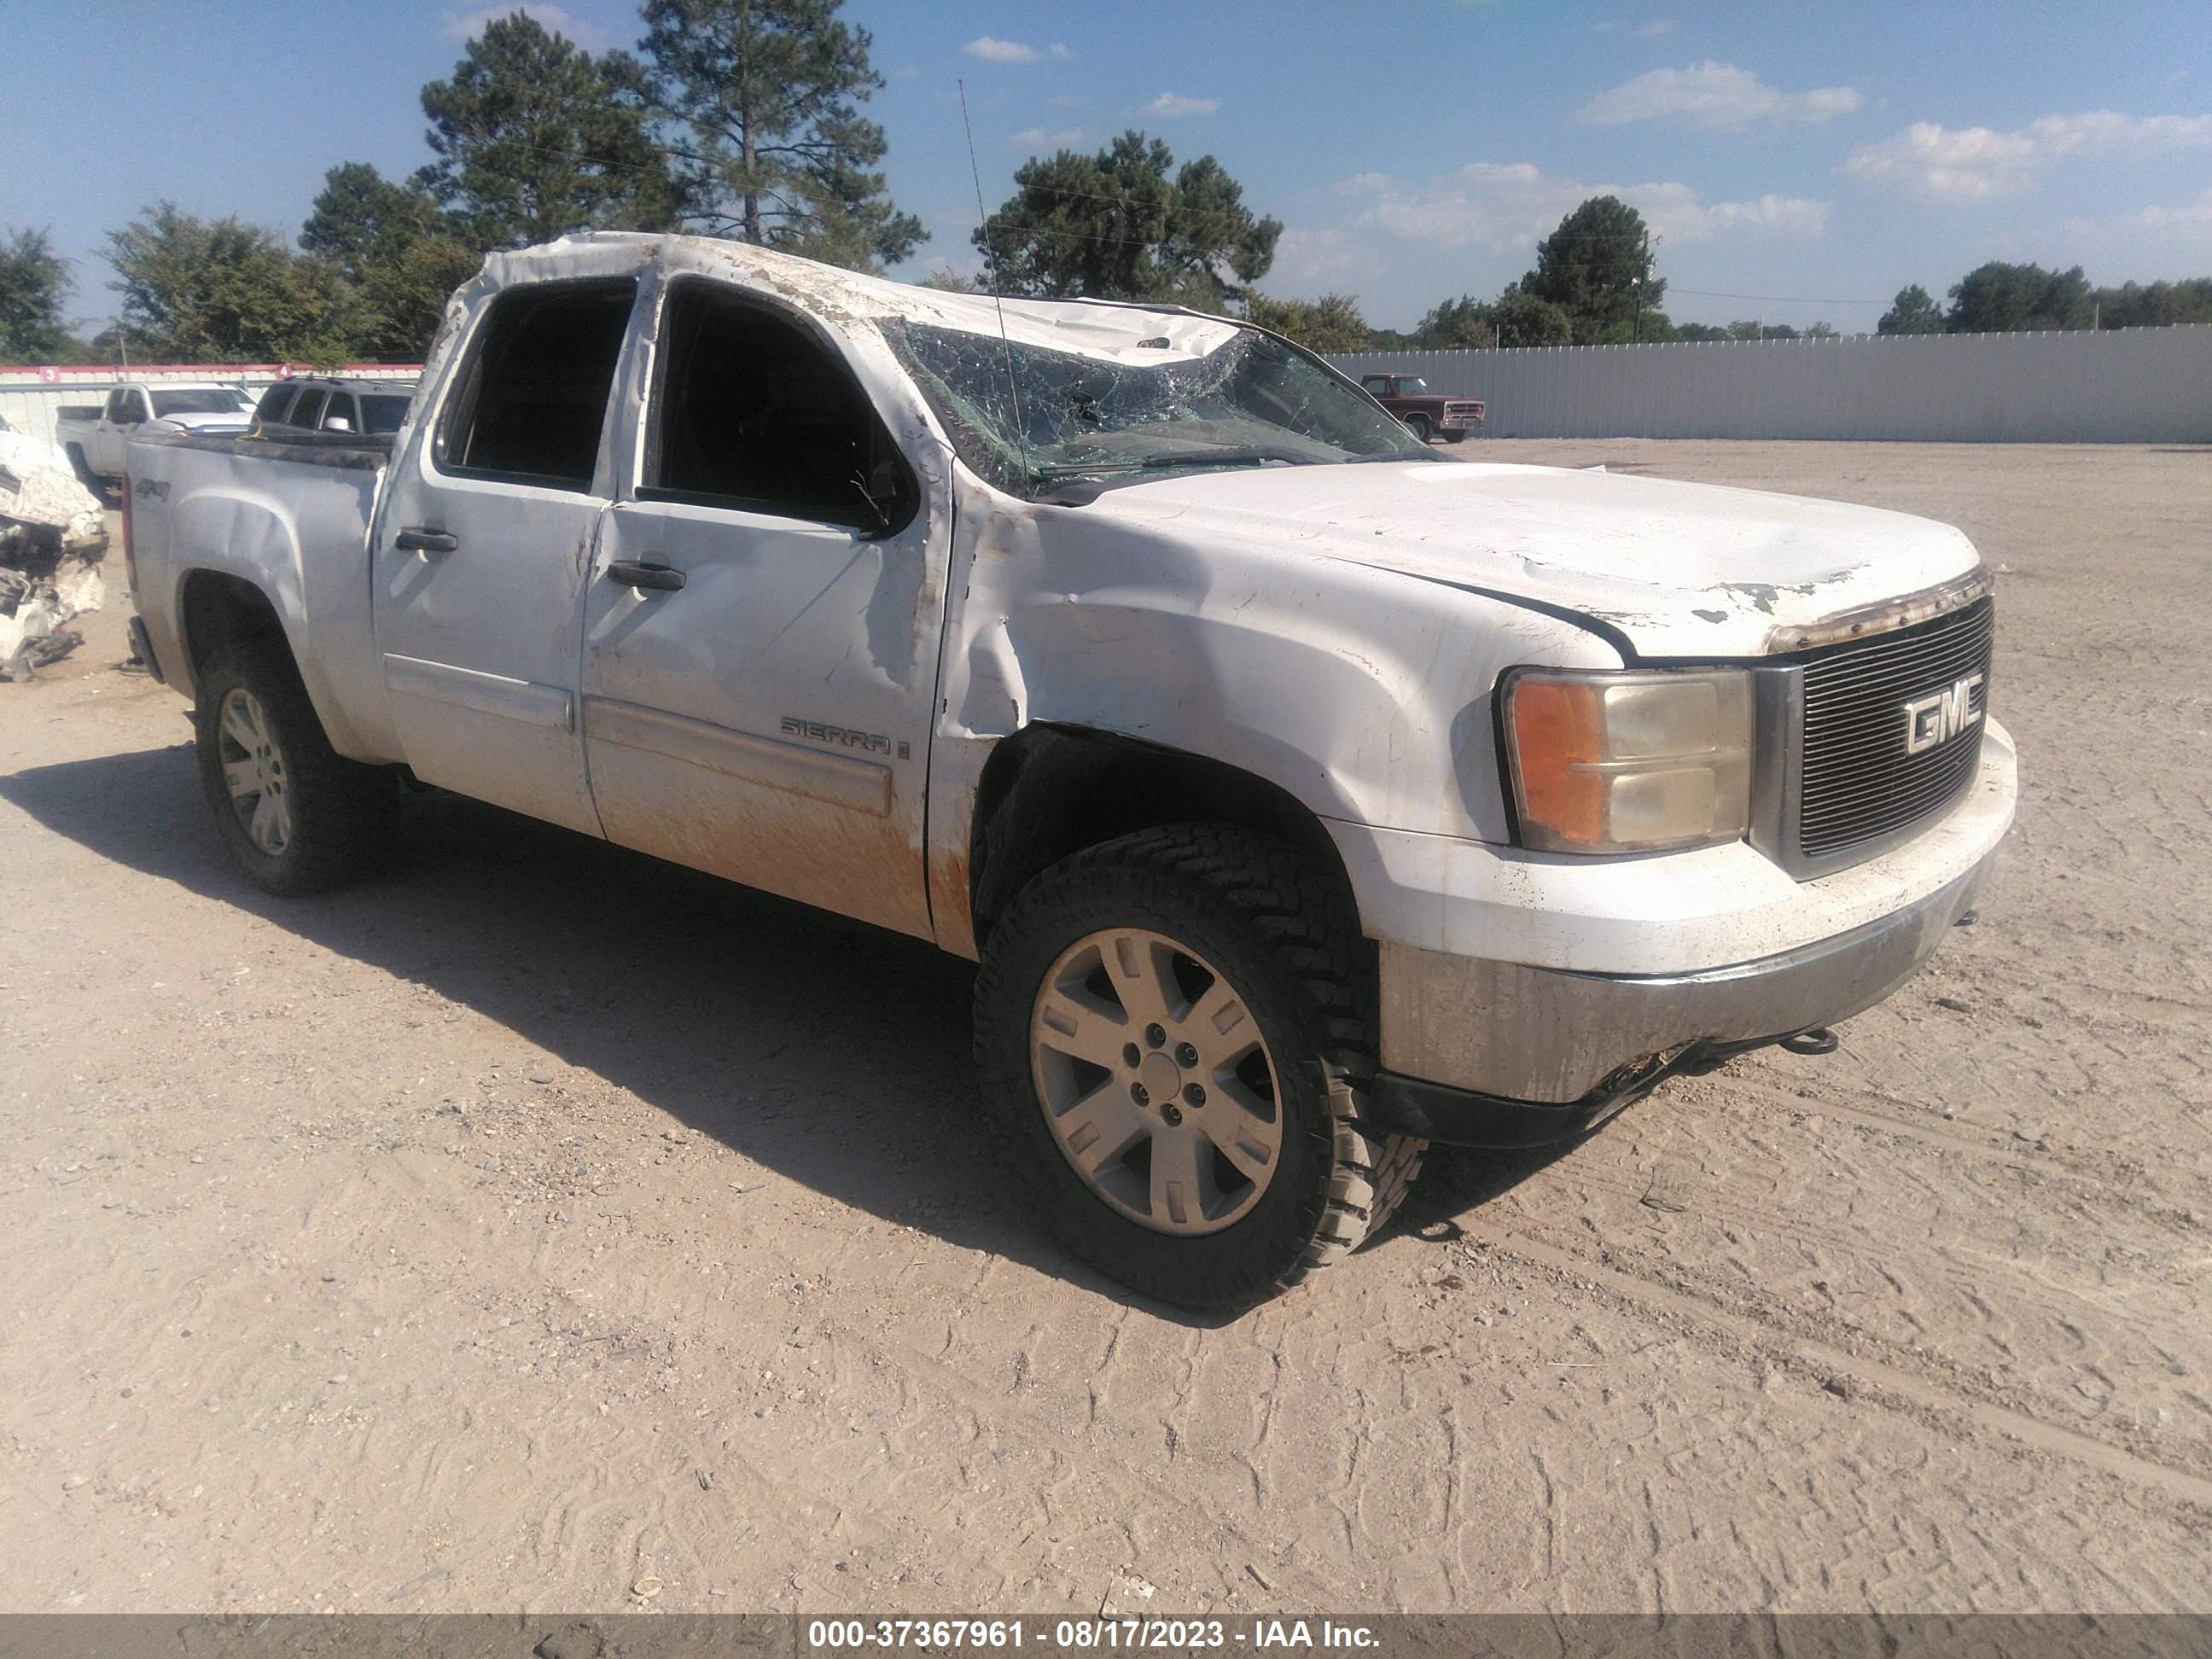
[124,428,402,762]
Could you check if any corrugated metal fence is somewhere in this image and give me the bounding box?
[1329,326,2212,443]
[0,364,420,449]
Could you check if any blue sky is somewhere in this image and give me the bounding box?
[8,0,2211,334]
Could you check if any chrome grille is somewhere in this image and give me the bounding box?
[1796,597,1994,860]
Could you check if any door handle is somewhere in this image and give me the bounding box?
[605,561,687,592]
[395,527,458,554]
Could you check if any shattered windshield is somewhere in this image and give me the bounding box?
[882,318,1429,498]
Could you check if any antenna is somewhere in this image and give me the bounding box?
[958,79,1032,482]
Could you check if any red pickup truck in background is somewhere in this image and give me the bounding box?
[1359,373,1484,444]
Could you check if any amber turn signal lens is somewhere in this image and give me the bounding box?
[1508,677,1611,847]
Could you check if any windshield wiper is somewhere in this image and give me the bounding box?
[1032,445,1322,480]
[1347,446,1443,463]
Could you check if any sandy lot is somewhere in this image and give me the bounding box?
[2,441,2207,1615]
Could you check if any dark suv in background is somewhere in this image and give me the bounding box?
[249,377,417,441]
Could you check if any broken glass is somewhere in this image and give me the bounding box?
[880,319,1430,499]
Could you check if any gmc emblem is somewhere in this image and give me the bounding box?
[1902,672,1984,755]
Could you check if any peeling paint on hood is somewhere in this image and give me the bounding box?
[1069,459,1985,658]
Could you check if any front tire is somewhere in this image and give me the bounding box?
[193,643,392,894]
[1405,414,1433,444]
[975,825,1424,1309]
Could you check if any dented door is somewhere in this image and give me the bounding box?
[578,277,946,940]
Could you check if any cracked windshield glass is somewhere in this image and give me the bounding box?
[883,318,1428,498]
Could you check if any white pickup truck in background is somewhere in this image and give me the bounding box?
[58,380,255,486]
[121,234,2016,1307]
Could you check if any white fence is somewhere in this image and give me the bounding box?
[1328,326,2212,443]
[0,364,421,449]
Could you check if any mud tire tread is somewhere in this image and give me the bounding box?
[974,823,1425,1307]
[193,642,392,896]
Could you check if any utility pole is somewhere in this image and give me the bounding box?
[1633,230,1647,344]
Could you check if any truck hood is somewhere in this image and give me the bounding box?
[1074,460,1984,658]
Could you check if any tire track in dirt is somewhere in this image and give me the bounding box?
[1460,1221,2212,1511]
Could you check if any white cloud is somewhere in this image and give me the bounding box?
[2052,189,2212,259]
[1050,42,1074,61]
[890,63,920,81]
[440,4,608,49]
[1633,18,1679,36]
[1340,160,1827,251]
[1009,127,1085,152]
[1144,92,1220,117]
[1266,227,1388,294]
[1579,61,1863,130]
[963,36,1040,62]
[1844,112,2212,202]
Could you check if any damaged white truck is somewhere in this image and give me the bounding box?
[122,234,2015,1307]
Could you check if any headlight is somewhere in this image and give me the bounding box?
[1501,667,1751,853]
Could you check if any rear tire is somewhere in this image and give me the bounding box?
[193,642,393,894]
[65,445,98,489]
[1405,414,1433,444]
[974,824,1424,1309]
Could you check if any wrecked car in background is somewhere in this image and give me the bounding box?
[119,233,2015,1308]
[0,420,108,682]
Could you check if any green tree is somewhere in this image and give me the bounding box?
[1944,262,2093,333]
[1805,321,1840,339]
[1415,294,1494,348]
[2091,277,2212,329]
[977,131,1280,306]
[354,231,482,360]
[302,163,479,358]
[302,162,442,283]
[1676,322,1731,341]
[1877,283,1944,335]
[1490,286,1573,347]
[1247,292,1370,352]
[418,11,683,249]
[1718,319,1797,341]
[641,0,921,270]
[108,202,350,363]
[0,227,73,359]
[1522,195,1662,343]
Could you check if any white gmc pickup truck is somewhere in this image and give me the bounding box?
[123,234,2015,1307]
[60,380,256,486]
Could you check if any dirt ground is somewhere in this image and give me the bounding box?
[2,440,2207,1615]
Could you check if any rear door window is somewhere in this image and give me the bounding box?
[361,393,410,435]
[439,280,637,491]
[287,387,329,430]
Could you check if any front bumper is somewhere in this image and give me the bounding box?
[1367,852,1991,1145]
[1342,719,2014,1141]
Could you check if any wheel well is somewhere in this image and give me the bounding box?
[179,570,288,686]
[968,724,1361,950]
